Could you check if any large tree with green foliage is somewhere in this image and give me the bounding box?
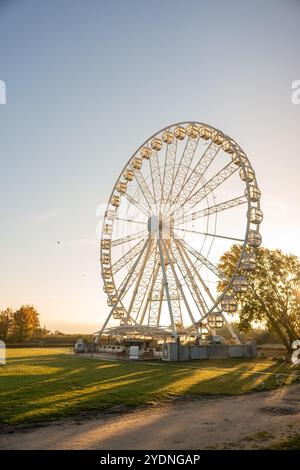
[12,305,40,342]
[218,246,300,353]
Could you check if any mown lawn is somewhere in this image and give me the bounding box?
[0,348,299,425]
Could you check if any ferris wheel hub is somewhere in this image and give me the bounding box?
[147,214,171,240]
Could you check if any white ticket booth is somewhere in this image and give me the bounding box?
[0,340,5,365]
[129,345,139,360]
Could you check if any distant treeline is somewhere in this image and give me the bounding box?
[0,305,90,345]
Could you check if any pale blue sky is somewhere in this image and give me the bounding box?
[0,0,299,332]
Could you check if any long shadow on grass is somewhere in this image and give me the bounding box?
[0,353,297,426]
[0,355,197,424]
[78,360,299,450]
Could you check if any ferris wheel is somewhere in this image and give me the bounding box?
[97,122,262,342]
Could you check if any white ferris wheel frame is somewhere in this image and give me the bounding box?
[96,121,262,343]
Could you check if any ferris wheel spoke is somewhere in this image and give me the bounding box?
[176,238,224,279]
[182,250,241,344]
[173,195,247,226]
[179,245,218,322]
[149,150,163,211]
[111,239,146,274]
[116,240,150,302]
[122,192,150,217]
[150,273,164,326]
[181,161,239,215]
[185,244,241,344]
[131,167,155,210]
[177,238,240,341]
[177,241,208,317]
[167,135,199,210]
[157,237,176,331]
[164,263,183,326]
[96,238,150,339]
[161,137,177,208]
[147,269,164,327]
[125,241,157,322]
[170,142,220,212]
[173,227,244,243]
[111,230,148,247]
[139,259,161,325]
[171,240,205,324]
[115,217,147,226]
[161,238,197,328]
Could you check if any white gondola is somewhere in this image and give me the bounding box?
[113,307,125,319]
[232,151,247,166]
[208,313,224,329]
[101,239,111,250]
[111,195,120,207]
[117,181,127,193]
[241,252,256,271]
[101,254,110,265]
[104,282,114,294]
[123,169,134,181]
[245,185,261,202]
[221,294,238,312]
[232,276,248,293]
[102,269,112,279]
[174,126,186,140]
[151,138,162,151]
[211,130,224,145]
[240,166,255,182]
[198,125,211,140]
[162,131,174,144]
[103,224,112,235]
[141,146,151,159]
[107,296,117,306]
[132,157,143,170]
[222,139,234,154]
[105,210,116,221]
[248,230,262,247]
[186,124,199,139]
[248,207,263,224]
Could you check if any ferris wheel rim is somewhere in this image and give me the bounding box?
[99,121,262,338]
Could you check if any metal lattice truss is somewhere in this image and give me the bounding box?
[97,122,262,342]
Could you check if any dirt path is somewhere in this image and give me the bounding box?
[1,384,300,450]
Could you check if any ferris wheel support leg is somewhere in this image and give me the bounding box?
[139,259,160,325]
[161,239,197,330]
[95,238,150,344]
[124,240,154,323]
[172,239,205,326]
[157,237,176,335]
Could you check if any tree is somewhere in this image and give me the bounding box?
[218,246,300,353]
[0,308,13,341]
[12,305,40,342]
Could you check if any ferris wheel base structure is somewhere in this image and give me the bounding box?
[95,121,262,356]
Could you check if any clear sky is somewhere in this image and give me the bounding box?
[0,0,299,332]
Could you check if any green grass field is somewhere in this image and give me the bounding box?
[0,348,299,426]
